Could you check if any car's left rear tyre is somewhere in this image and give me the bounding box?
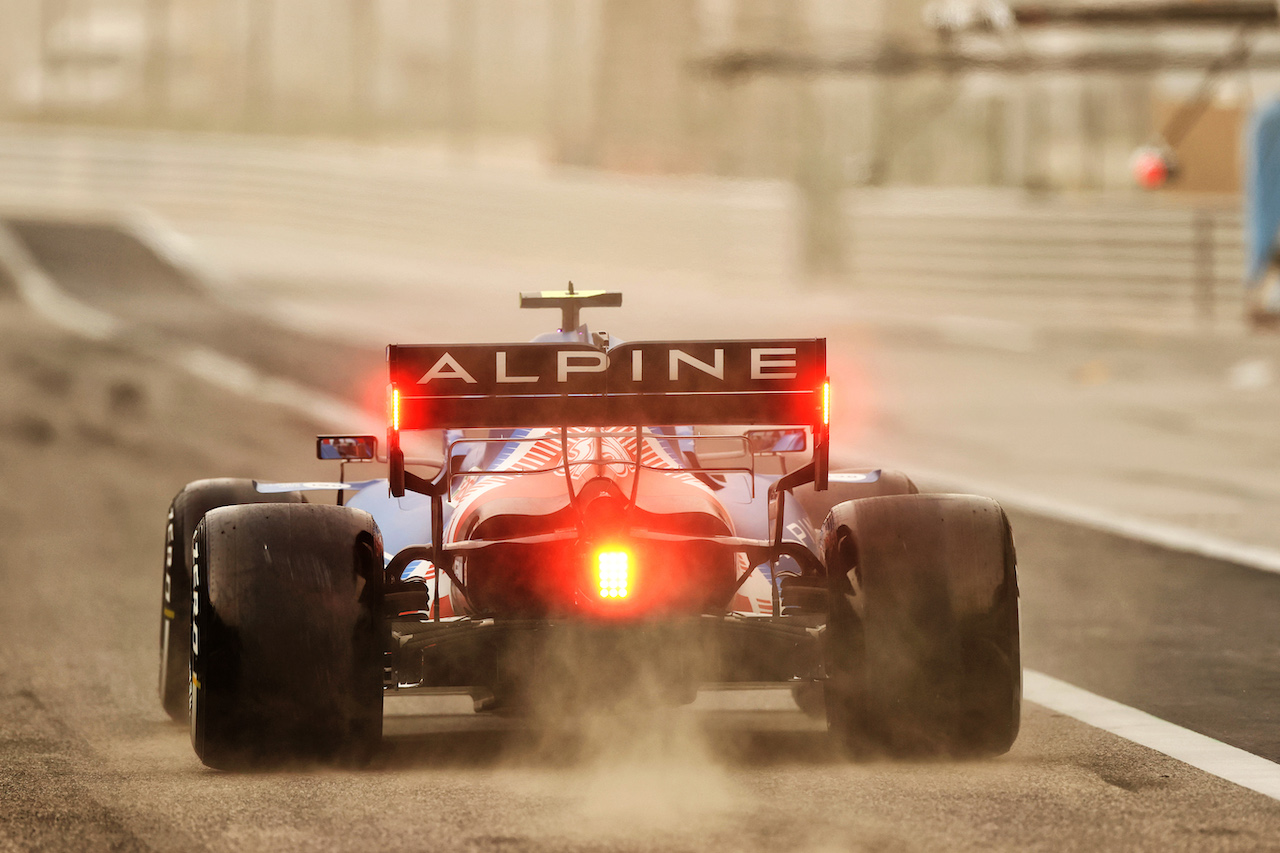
[190,503,385,770]
[159,479,305,722]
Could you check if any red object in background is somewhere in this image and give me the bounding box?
[1131,146,1175,190]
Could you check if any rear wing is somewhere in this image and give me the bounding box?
[386,339,829,496]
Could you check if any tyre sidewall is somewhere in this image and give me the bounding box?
[159,479,304,721]
[822,493,1020,758]
[190,503,384,769]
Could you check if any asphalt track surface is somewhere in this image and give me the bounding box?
[2,219,1280,851]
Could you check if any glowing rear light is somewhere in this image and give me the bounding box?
[597,550,630,599]
[822,379,830,426]
[391,387,401,432]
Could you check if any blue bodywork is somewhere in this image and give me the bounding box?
[344,466,816,586]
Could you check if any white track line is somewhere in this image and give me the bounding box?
[1025,670,1280,800]
[0,216,378,434]
[0,221,120,340]
[835,452,1280,577]
[126,207,235,289]
[178,346,380,433]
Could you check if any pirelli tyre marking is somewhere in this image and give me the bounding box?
[162,507,176,623]
[190,533,200,711]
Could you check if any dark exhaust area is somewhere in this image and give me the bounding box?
[493,622,714,715]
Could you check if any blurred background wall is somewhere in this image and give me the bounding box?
[3,0,1275,192]
[3,0,1278,310]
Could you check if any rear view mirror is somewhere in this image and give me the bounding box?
[317,435,378,461]
[745,428,807,454]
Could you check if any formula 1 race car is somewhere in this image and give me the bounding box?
[158,289,1020,769]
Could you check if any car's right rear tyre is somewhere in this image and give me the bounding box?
[822,493,1020,758]
[190,503,385,770]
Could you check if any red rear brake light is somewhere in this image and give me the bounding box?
[596,550,630,599]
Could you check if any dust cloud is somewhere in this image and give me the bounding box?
[485,625,747,837]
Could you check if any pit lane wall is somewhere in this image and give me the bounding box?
[0,123,1245,319]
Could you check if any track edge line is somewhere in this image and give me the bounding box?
[1024,669,1280,801]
